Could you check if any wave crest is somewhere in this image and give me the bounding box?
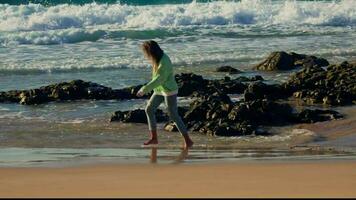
[0,0,355,45]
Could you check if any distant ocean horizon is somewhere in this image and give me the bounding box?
[1,0,348,6]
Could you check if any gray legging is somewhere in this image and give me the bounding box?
[145,93,188,135]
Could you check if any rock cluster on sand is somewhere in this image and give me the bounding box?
[1,52,353,137]
[111,90,343,136]
[285,61,356,105]
[254,51,329,71]
[0,74,262,105]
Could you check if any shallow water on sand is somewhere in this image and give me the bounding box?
[1,147,356,167]
[1,105,356,167]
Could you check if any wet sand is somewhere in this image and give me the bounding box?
[294,105,356,149]
[1,161,356,198]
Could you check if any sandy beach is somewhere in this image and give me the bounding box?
[1,161,355,198]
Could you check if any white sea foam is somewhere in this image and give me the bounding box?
[227,128,317,143]
[0,0,355,45]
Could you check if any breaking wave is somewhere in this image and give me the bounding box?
[0,0,355,45]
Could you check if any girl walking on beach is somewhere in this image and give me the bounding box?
[136,40,194,149]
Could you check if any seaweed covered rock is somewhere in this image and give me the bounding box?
[285,61,356,105]
[254,51,329,71]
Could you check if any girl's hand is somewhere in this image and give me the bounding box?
[136,89,144,97]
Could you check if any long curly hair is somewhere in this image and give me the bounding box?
[141,40,164,72]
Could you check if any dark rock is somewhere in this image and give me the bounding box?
[250,75,264,81]
[254,51,329,71]
[243,81,288,101]
[285,61,356,105]
[164,95,294,136]
[86,83,113,100]
[175,73,251,97]
[19,89,50,105]
[294,55,329,68]
[216,66,242,74]
[0,90,21,103]
[235,75,264,82]
[297,109,343,123]
[207,77,247,95]
[254,51,295,71]
[228,99,295,126]
[49,80,91,101]
[111,84,151,99]
[176,73,209,97]
[0,80,150,105]
[110,109,168,123]
[0,73,253,105]
[200,121,257,137]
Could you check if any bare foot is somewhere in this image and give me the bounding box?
[143,138,158,146]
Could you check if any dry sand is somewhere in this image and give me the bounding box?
[1,161,356,198]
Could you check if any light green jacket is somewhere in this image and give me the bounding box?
[140,53,178,95]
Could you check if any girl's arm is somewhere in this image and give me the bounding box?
[140,62,169,94]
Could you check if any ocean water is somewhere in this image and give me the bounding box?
[0,0,356,166]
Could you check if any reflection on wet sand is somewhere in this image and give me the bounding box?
[149,147,189,164]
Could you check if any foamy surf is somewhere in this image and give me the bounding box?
[0,0,355,45]
[219,128,317,143]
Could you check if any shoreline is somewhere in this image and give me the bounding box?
[1,161,355,197]
[1,142,356,168]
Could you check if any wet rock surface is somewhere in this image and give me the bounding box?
[161,93,343,136]
[285,61,356,106]
[243,81,289,101]
[0,80,148,105]
[254,51,329,71]
[110,109,168,123]
[297,109,343,123]
[0,73,260,105]
[216,66,242,74]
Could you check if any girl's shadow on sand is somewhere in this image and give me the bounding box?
[149,147,189,164]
